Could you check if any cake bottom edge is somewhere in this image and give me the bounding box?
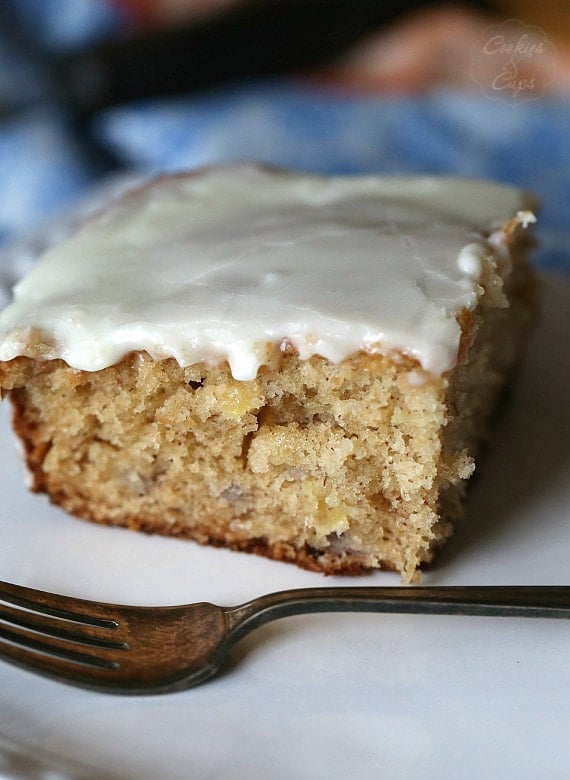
[41,486,407,576]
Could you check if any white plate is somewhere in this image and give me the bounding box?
[0,275,569,780]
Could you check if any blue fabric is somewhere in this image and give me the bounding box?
[6,0,126,51]
[0,0,568,274]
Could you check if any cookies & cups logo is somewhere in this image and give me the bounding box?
[471,18,557,104]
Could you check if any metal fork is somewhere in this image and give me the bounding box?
[1,580,569,695]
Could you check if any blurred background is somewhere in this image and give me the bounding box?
[0,0,568,280]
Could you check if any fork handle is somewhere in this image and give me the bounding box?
[225,586,570,640]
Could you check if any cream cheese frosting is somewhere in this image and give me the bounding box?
[0,164,533,379]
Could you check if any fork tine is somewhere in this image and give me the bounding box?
[0,622,121,669]
[0,602,127,650]
[0,580,120,627]
[0,635,124,690]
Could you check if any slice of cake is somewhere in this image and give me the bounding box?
[0,164,536,581]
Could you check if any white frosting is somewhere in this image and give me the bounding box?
[0,165,532,379]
